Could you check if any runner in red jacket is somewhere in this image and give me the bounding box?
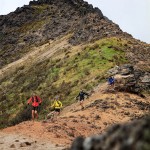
[27,93,42,121]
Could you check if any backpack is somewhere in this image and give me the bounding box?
[32,96,39,103]
[55,100,62,107]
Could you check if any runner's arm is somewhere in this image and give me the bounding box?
[113,77,115,82]
[37,96,42,104]
[27,97,32,105]
[51,101,55,108]
[76,94,79,100]
[59,101,63,108]
[84,92,89,96]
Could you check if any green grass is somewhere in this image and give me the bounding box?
[0,37,128,128]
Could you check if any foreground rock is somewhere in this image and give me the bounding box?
[70,116,150,150]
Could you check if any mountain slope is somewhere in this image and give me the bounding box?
[0,0,129,68]
[0,0,150,129]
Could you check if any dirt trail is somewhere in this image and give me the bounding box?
[0,36,71,80]
[0,87,149,149]
[0,132,64,150]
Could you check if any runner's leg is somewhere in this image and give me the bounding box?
[34,110,38,119]
[80,100,84,109]
[32,110,35,121]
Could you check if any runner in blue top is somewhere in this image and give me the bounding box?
[108,76,115,88]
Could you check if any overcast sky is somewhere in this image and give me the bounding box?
[0,0,149,43]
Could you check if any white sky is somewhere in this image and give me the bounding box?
[0,0,149,43]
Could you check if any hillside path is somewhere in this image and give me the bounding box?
[0,88,150,150]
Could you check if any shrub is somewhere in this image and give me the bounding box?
[84,83,93,91]
[10,105,32,126]
[83,68,90,75]
[0,113,10,128]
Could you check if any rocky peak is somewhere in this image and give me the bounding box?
[70,116,150,150]
[0,0,125,68]
[29,0,103,17]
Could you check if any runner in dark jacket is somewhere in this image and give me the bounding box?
[76,90,89,110]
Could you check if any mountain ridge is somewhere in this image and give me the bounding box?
[0,0,131,68]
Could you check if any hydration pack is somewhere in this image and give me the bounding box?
[32,96,39,103]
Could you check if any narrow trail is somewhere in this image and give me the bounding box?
[0,86,149,149]
[0,132,64,150]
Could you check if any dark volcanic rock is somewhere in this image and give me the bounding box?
[71,136,84,150]
[69,116,150,150]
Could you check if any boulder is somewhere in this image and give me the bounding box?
[108,64,150,95]
[140,73,150,83]
[70,116,150,150]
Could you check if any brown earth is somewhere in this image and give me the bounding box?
[0,86,149,149]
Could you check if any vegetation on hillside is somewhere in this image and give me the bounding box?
[0,38,128,128]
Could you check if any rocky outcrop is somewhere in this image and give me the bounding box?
[125,40,150,70]
[69,15,124,45]
[70,116,150,150]
[108,64,150,96]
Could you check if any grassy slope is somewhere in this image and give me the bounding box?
[0,37,128,128]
